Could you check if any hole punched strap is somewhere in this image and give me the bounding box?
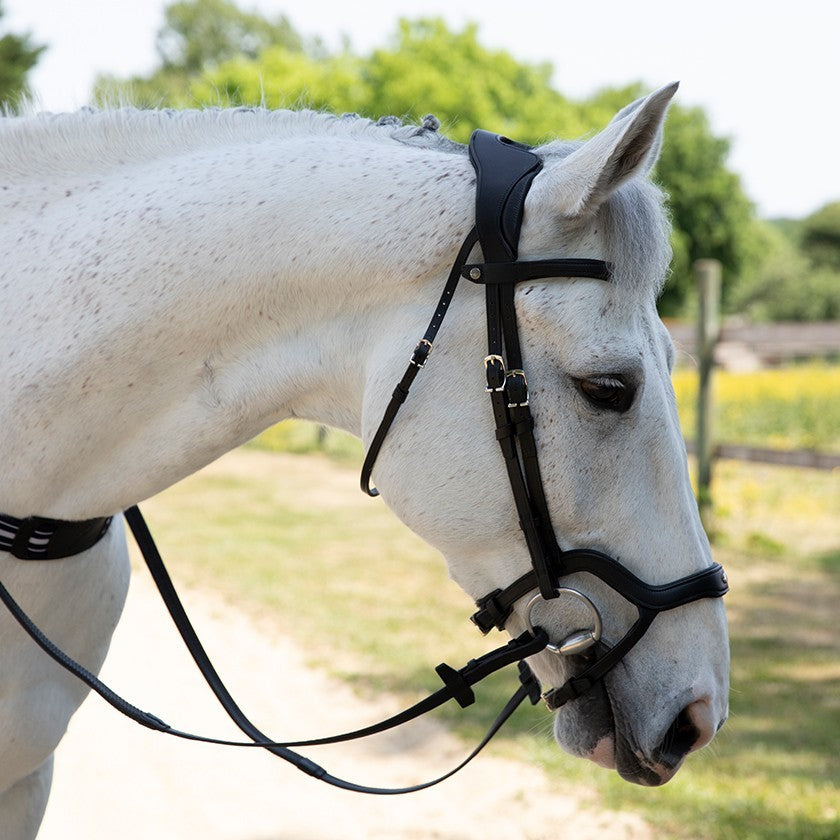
[0,505,552,796]
[360,228,479,497]
[463,259,612,285]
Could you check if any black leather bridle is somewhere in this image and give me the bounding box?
[0,129,727,793]
[362,129,728,711]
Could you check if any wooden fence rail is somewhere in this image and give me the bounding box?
[678,261,839,519]
[684,440,840,471]
[667,320,840,369]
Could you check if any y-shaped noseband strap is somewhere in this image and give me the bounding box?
[362,129,728,708]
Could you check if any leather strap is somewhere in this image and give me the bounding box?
[0,512,112,560]
[469,130,542,262]
[360,228,479,495]
[463,259,612,285]
[471,131,570,602]
[472,550,729,634]
[0,504,547,795]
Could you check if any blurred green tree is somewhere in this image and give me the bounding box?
[0,1,45,110]
[800,201,840,272]
[354,18,591,142]
[191,16,592,140]
[95,0,308,107]
[729,222,840,321]
[653,103,756,314]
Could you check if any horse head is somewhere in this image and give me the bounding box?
[367,83,729,786]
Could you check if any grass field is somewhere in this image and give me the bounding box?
[136,363,840,839]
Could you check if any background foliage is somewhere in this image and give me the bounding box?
[93,0,840,319]
[0,1,45,111]
[730,220,840,322]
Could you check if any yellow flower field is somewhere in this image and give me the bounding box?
[672,362,840,453]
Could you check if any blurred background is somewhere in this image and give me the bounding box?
[3,1,838,837]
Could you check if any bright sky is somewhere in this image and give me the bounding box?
[5,0,838,218]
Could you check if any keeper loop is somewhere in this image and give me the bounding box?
[435,662,476,708]
[470,589,510,634]
[517,661,543,705]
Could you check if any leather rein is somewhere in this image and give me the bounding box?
[0,129,727,793]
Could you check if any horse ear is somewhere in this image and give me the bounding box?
[534,82,678,217]
[605,88,672,172]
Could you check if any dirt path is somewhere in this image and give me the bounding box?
[38,566,652,839]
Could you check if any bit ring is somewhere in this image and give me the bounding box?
[525,588,602,656]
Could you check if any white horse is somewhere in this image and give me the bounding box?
[0,83,729,837]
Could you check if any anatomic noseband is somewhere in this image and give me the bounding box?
[363,130,728,710]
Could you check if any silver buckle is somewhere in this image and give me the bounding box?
[505,369,529,408]
[410,339,433,368]
[484,355,505,392]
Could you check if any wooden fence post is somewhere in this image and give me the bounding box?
[694,259,721,525]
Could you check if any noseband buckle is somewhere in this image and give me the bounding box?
[505,369,529,408]
[484,355,506,392]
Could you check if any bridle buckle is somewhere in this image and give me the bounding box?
[505,369,529,408]
[409,338,433,368]
[484,354,506,392]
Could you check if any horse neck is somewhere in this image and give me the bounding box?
[0,125,475,517]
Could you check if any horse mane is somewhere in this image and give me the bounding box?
[0,106,670,298]
[0,107,465,179]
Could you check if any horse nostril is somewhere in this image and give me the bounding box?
[657,699,715,768]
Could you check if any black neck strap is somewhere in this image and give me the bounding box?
[0,511,112,560]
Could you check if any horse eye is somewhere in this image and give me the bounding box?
[576,375,635,413]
